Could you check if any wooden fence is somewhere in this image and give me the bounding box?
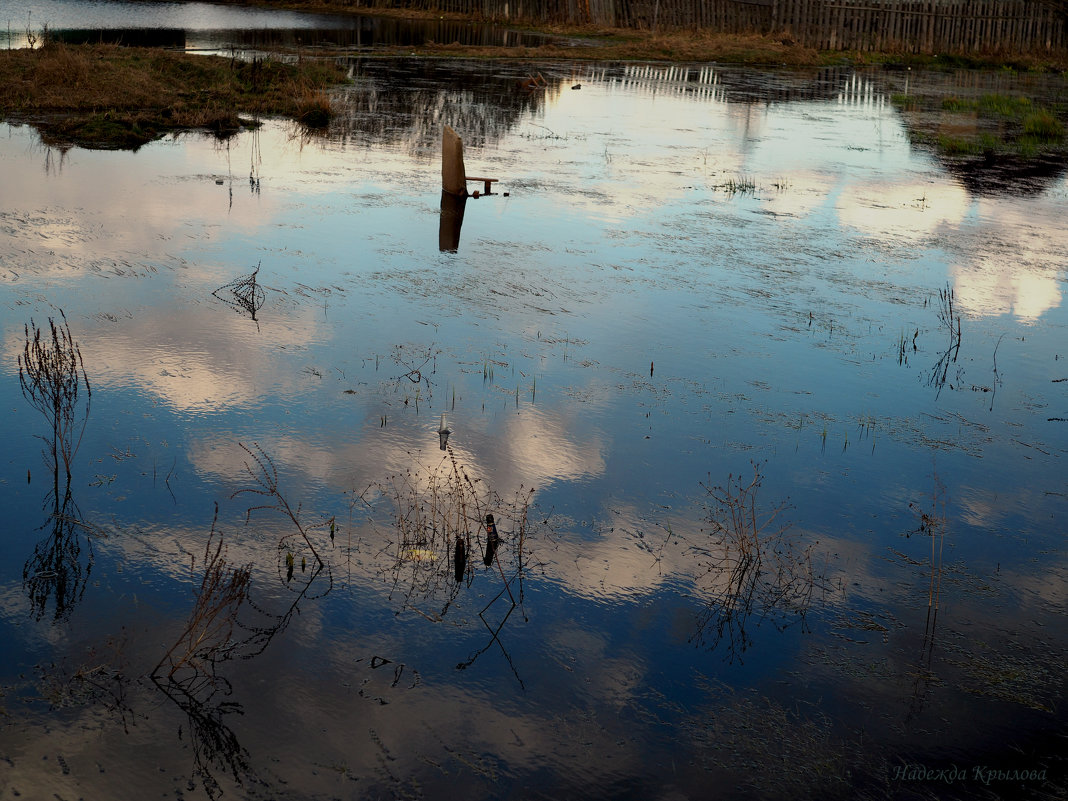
[348,0,1068,51]
[346,0,1067,52]
[620,0,1068,51]
[774,0,1067,51]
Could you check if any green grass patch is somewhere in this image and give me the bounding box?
[1022,109,1064,139]
[890,93,920,111]
[977,93,1032,117]
[941,93,1034,117]
[941,95,972,112]
[902,88,1067,160]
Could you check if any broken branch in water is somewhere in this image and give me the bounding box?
[212,262,265,321]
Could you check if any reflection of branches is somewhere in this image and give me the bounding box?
[455,510,531,687]
[155,503,252,680]
[151,671,255,801]
[19,311,96,621]
[360,447,531,621]
[36,632,134,733]
[355,449,535,684]
[148,444,339,797]
[234,442,332,581]
[19,311,91,484]
[390,342,438,406]
[928,284,963,398]
[691,463,817,663]
[904,471,948,721]
[152,504,256,799]
[456,565,525,689]
[217,443,334,659]
[24,484,94,622]
[227,562,326,663]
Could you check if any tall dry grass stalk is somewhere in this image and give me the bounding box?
[19,311,91,483]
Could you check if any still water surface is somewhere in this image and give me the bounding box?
[0,50,1066,801]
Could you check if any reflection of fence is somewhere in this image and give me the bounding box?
[363,0,1066,53]
[585,63,887,108]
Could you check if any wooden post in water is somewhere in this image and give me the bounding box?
[442,125,467,196]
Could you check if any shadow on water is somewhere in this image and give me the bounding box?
[938,152,1068,197]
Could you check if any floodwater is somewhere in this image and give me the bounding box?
[1,48,1067,801]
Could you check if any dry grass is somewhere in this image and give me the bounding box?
[295,87,334,128]
[19,311,91,481]
[374,27,823,65]
[0,43,348,147]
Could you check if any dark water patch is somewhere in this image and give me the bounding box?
[940,152,1068,197]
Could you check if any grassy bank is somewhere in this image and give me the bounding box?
[400,28,826,65]
[0,43,348,148]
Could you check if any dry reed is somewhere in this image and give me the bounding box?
[19,311,91,482]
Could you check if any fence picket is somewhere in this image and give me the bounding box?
[455,0,1064,54]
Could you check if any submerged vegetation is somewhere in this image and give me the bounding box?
[0,42,348,148]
